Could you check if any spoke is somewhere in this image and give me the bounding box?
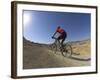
[62,44,72,57]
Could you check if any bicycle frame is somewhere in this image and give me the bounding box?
[52,36,61,46]
[51,36,72,57]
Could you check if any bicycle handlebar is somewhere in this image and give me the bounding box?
[52,36,57,39]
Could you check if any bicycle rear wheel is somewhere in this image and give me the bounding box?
[62,44,72,57]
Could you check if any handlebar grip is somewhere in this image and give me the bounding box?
[52,36,56,39]
[52,36,54,38]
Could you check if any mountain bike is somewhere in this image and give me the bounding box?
[50,36,72,57]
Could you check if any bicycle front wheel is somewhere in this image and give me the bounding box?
[50,43,57,54]
[62,44,72,57]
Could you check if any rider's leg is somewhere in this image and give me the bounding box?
[61,38,65,48]
[61,32,67,48]
[57,36,62,49]
[57,35,61,40]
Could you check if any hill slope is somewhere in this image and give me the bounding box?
[23,38,90,69]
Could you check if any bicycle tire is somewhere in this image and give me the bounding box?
[61,44,72,57]
[50,43,57,54]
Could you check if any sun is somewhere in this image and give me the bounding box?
[23,12,31,26]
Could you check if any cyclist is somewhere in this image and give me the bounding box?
[52,26,67,48]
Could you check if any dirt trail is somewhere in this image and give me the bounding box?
[23,43,90,69]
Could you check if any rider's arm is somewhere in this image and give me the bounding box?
[52,31,57,37]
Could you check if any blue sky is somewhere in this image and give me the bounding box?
[23,10,90,44]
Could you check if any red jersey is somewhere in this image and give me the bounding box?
[56,28,64,34]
